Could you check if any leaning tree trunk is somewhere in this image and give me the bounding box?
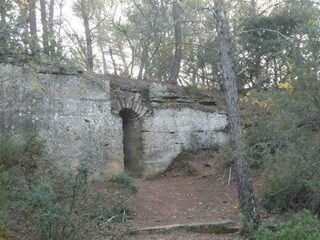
[213,0,261,229]
[169,0,182,85]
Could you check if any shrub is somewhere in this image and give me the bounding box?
[0,134,136,240]
[254,210,320,240]
[242,86,320,214]
[0,135,24,170]
[109,173,138,194]
[261,144,320,213]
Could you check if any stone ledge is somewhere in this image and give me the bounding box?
[127,220,240,235]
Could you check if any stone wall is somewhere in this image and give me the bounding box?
[142,108,227,176]
[111,80,228,177]
[0,64,228,178]
[0,64,123,175]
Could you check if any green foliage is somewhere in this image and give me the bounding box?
[0,135,24,170]
[254,210,320,240]
[109,173,138,194]
[0,170,11,234]
[0,134,136,240]
[243,80,320,213]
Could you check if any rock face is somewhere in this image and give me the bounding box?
[0,64,228,178]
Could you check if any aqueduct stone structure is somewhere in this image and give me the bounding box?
[0,64,228,177]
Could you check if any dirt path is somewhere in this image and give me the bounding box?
[122,152,246,239]
[125,174,239,228]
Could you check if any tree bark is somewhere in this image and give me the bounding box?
[213,0,261,229]
[98,39,107,74]
[0,0,6,29]
[48,0,54,31]
[0,0,8,52]
[48,0,57,56]
[169,0,182,85]
[137,46,148,81]
[109,46,118,76]
[28,0,39,56]
[80,0,93,72]
[117,41,130,76]
[40,0,49,55]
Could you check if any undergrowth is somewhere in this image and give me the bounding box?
[254,210,320,240]
[0,133,137,240]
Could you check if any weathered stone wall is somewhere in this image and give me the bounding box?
[0,64,228,178]
[0,64,123,175]
[142,108,227,176]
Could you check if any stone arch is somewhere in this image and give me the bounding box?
[115,92,149,119]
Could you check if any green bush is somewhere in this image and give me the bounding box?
[254,210,320,240]
[0,135,24,170]
[261,144,320,213]
[0,134,136,240]
[242,86,320,214]
[109,173,138,194]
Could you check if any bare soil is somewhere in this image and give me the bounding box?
[122,150,254,239]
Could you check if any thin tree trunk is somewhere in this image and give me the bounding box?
[99,40,107,74]
[213,0,261,230]
[0,0,8,52]
[117,41,130,76]
[0,0,6,30]
[95,15,107,74]
[137,46,148,81]
[28,0,39,56]
[48,0,56,56]
[55,0,64,57]
[18,3,30,51]
[80,0,93,72]
[109,46,118,76]
[40,0,49,55]
[169,0,182,85]
[48,0,55,32]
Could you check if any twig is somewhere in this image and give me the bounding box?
[227,166,232,186]
[238,28,292,41]
[107,215,115,223]
[220,170,227,184]
[195,173,220,180]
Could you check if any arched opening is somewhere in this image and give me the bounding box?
[119,108,143,177]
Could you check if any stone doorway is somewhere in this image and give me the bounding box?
[119,108,143,178]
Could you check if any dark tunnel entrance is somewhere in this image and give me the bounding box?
[119,108,143,178]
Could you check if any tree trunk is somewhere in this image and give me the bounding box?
[137,46,148,81]
[98,39,107,74]
[213,0,261,229]
[117,41,130,76]
[0,0,8,53]
[0,0,6,30]
[48,0,55,32]
[80,0,93,72]
[169,0,182,85]
[28,0,39,56]
[18,2,29,51]
[109,46,118,76]
[40,0,49,55]
[48,0,56,56]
